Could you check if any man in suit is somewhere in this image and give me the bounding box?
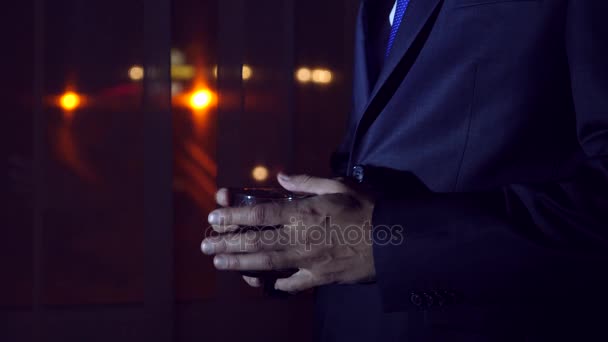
[202,0,608,340]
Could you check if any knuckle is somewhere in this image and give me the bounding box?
[335,193,359,208]
[304,200,320,216]
[221,211,232,225]
[316,268,340,284]
[229,257,240,269]
[292,201,309,221]
[250,205,266,225]
[272,203,287,223]
[277,228,290,246]
[313,253,333,266]
[303,225,326,249]
[298,199,324,224]
[217,238,228,253]
[250,235,263,252]
[292,248,308,260]
[296,175,312,185]
[302,229,313,247]
[261,253,276,270]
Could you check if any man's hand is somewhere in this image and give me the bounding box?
[201,173,376,293]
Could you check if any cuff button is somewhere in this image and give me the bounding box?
[423,292,434,308]
[352,165,365,183]
[410,292,424,307]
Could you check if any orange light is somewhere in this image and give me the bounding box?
[242,65,252,80]
[312,69,333,84]
[296,68,312,83]
[189,89,213,110]
[252,166,269,182]
[128,65,144,81]
[59,92,81,111]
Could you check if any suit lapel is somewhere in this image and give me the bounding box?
[368,0,443,105]
[348,0,445,168]
[352,1,371,118]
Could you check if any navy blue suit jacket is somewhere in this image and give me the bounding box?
[316,0,608,340]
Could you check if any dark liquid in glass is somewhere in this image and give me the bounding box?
[229,188,305,296]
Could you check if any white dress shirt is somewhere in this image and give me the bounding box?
[389,0,397,26]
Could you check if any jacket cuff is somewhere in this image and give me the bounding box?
[370,193,504,312]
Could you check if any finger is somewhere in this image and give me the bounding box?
[201,229,286,255]
[208,202,299,228]
[215,188,230,207]
[213,251,297,271]
[274,269,318,293]
[242,276,262,288]
[278,173,349,195]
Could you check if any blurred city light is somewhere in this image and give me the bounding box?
[312,69,333,84]
[296,68,312,83]
[242,65,252,80]
[252,165,269,182]
[171,48,186,66]
[171,65,195,80]
[128,65,144,81]
[59,91,81,111]
[296,67,333,85]
[189,89,214,110]
[129,65,196,81]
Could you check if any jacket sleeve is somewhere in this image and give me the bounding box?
[371,0,608,312]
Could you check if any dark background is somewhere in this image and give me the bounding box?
[0,0,357,341]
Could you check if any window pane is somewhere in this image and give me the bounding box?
[2,0,154,340]
[172,1,357,341]
[0,1,37,340]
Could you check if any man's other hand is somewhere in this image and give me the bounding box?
[201,174,376,293]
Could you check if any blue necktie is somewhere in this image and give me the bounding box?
[386,0,411,58]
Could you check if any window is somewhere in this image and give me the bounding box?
[1,1,356,341]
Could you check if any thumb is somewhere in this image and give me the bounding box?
[278,173,348,195]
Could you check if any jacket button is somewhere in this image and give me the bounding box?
[423,292,435,308]
[432,290,446,307]
[352,165,365,183]
[410,292,424,307]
